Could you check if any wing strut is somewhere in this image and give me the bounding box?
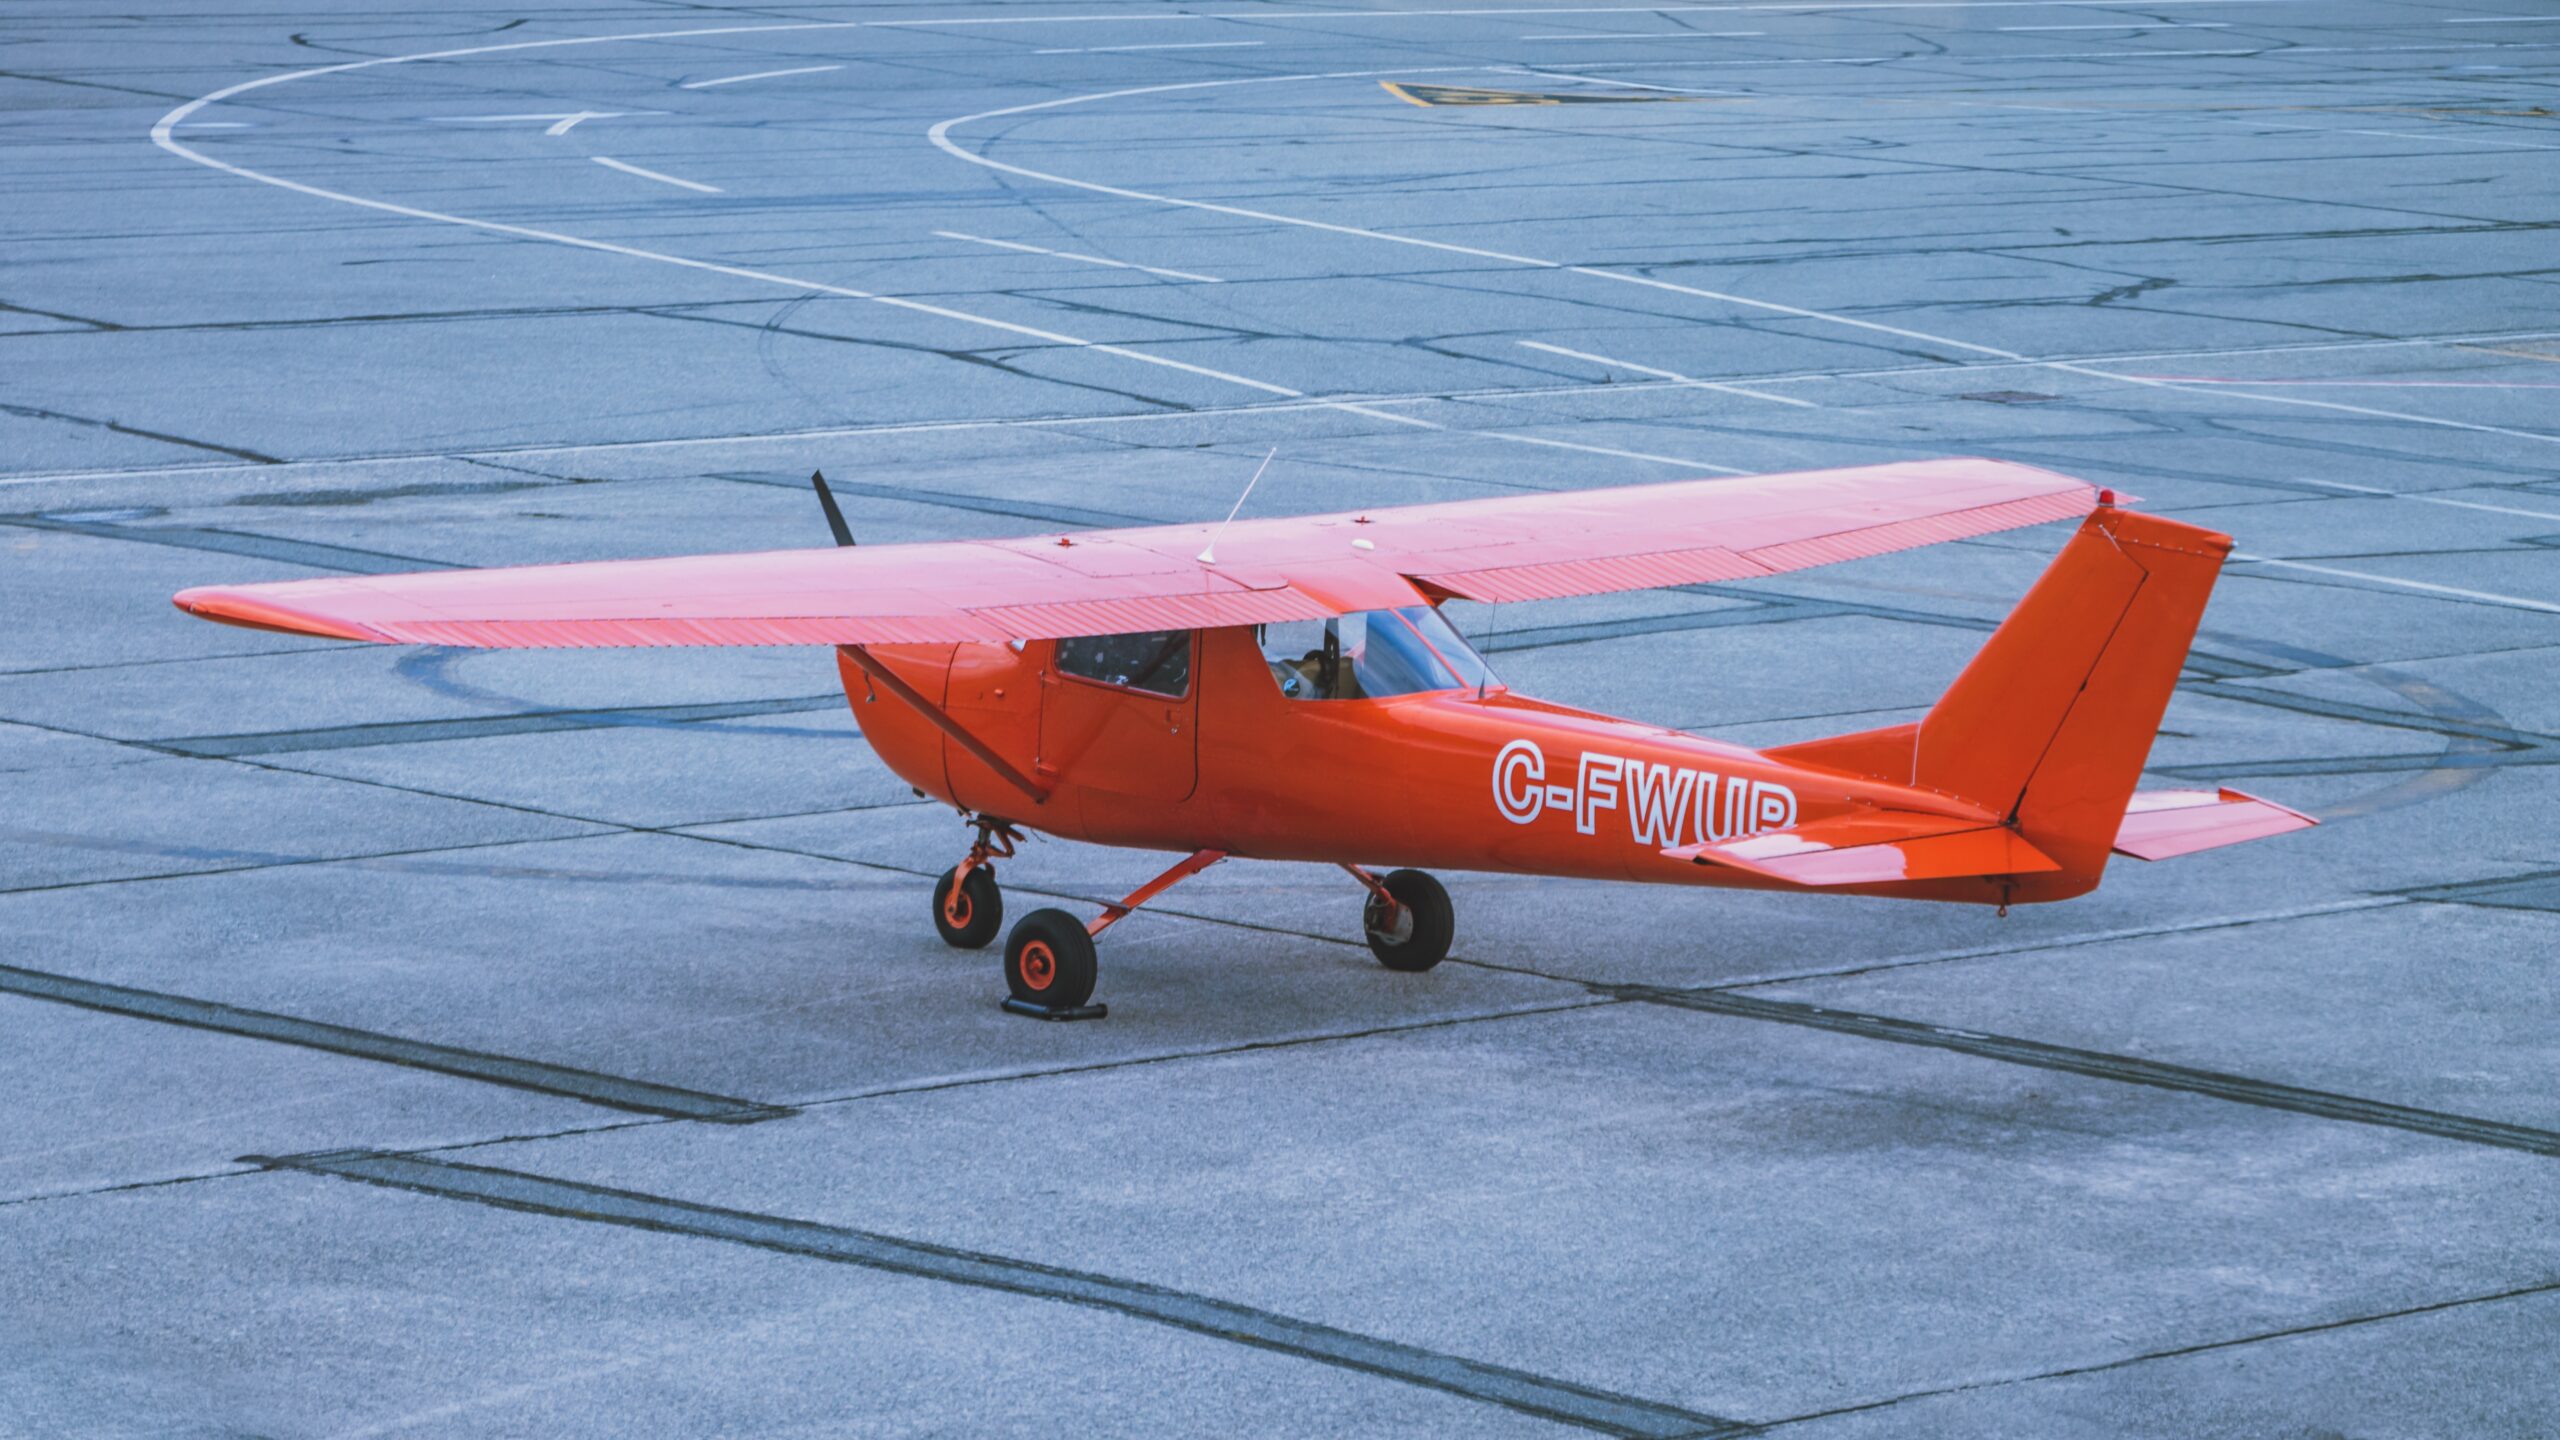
[838,644,1050,807]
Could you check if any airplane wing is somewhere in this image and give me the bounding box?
[173,457,2098,648]
[1666,810,2060,886]
[2112,788,2317,860]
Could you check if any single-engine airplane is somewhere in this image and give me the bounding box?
[174,457,2312,1018]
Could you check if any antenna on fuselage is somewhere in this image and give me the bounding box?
[1196,448,1275,566]
[810,470,855,548]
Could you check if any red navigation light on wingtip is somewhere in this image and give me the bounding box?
[170,457,2310,1016]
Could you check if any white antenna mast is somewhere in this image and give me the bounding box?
[1196,448,1276,566]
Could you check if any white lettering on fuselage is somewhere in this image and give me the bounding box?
[1492,738,1795,848]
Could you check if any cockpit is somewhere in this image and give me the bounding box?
[1257,606,1498,701]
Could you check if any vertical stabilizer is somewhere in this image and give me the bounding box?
[1772,505,2231,892]
[1922,506,2230,883]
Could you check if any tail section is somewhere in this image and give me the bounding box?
[1773,505,2237,892]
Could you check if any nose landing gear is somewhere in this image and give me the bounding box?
[932,819,1020,951]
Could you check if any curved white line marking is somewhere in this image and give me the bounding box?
[682,65,842,89]
[1520,340,1815,408]
[144,38,1747,472]
[1033,42,1267,54]
[926,75,2560,449]
[147,26,1317,402]
[592,156,722,193]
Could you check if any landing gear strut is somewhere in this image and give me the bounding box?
[1000,848,1227,1020]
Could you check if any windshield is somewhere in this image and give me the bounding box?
[1259,606,1496,700]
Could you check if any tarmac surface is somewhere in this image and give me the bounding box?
[4,1,2557,1435]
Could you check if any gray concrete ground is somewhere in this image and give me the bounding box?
[3,1,2556,1435]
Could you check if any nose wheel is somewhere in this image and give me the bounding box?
[932,865,1003,949]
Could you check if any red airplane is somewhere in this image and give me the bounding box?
[174,458,2312,1018]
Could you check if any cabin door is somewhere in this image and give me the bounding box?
[1039,630,1198,801]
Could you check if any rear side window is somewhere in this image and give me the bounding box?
[1055,630,1192,698]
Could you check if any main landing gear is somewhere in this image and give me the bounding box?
[1347,865,1453,972]
[930,822,1455,1018]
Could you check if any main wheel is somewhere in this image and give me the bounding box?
[933,865,1003,950]
[1004,908,1099,1007]
[1363,869,1453,972]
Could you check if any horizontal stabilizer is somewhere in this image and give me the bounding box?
[1666,811,2058,887]
[2113,788,2316,861]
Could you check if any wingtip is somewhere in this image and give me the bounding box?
[172,586,383,642]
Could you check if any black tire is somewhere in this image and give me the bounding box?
[1004,908,1098,1007]
[1364,869,1453,972]
[933,866,1003,950]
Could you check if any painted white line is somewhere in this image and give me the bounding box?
[1511,40,2555,70]
[681,65,842,89]
[1483,432,1751,472]
[876,0,2322,23]
[1341,387,1748,470]
[435,111,628,127]
[929,73,2560,455]
[1520,340,1816,407]
[1518,31,1765,39]
[934,230,1222,283]
[146,39,1745,482]
[18,331,2560,491]
[2071,367,2560,448]
[1033,42,1267,54]
[150,37,1330,406]
[2123,376,2560,391]
[2288,479,2560,523]
[591,156,724,193]
[1502,69,1752,94]
[140,27,2553,500]
[2333,127,2560,151]
[2229,554,2560,615]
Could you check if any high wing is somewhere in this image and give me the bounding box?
[172,457,2097,648]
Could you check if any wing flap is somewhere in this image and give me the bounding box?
[2113,788,2316,861]
[1666,811,2058,887]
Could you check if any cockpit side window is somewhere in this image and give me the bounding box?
[1056,630,1192,698]
[1255,607,1496,701]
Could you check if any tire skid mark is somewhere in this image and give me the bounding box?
[0,965,791,1123]
[1608,986,2560,1159]
[251,1148,1752,1440]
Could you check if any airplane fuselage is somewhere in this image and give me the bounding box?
[844,626,2089,907]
